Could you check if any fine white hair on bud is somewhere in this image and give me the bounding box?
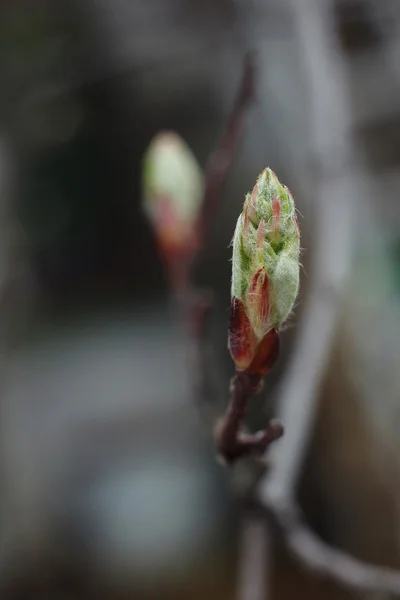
[142,131,204,258]
[229,167,300,374]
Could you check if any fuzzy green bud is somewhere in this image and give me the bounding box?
[229,168,300,374]
[142,131,203,259]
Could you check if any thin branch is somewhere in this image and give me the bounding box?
[237,514,271,600]
[163,54,254,282]
[216,372,283,463]
[167,54,255,286]
[194,52,256,253]
[268,503,400,595]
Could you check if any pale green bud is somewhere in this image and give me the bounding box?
[229,168,300,373]
[142,131,203,258]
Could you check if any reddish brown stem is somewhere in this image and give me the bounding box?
[217,371,283,463]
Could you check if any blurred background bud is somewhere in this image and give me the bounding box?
[142,131,204,261]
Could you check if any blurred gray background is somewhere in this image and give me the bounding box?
[0,0,400,598]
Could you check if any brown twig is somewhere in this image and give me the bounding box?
[166,53,255,289]
[216,372,283,463]
[190,52,256,262]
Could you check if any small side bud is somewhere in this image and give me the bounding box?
[142,131,203,259]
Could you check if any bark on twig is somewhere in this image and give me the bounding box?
[216,372,283,463]
[168,53,255,288]
[194,52,255,252]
